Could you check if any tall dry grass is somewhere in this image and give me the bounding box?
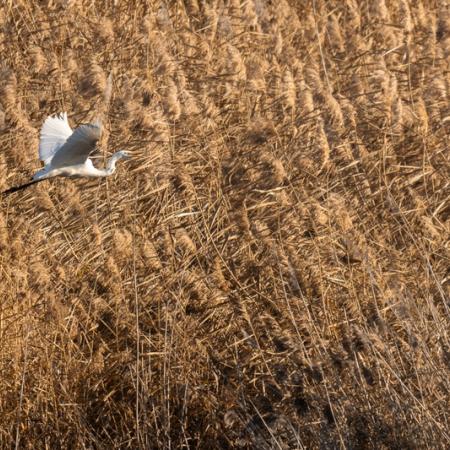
[0,0,449,448]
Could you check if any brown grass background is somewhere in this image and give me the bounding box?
[0,0,449,448]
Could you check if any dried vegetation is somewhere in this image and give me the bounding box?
[0,0,449,448]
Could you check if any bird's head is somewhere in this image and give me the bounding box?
[116,150,131,160]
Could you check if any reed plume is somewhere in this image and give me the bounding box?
[0,2,448,449]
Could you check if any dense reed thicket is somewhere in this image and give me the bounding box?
[0,0,449,448]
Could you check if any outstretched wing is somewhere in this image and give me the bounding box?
[39,113,73,164]
[50,122,102,168]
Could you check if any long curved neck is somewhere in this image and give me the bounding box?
[97,153,122,177]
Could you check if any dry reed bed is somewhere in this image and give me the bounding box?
[0,0,449,448]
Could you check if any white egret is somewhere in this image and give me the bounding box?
[2,112,130,195]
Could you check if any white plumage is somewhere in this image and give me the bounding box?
[49,122,102,168]
[2,112,130,195]
[38,112,73,165]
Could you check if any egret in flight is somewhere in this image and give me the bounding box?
[2,112,130,195]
